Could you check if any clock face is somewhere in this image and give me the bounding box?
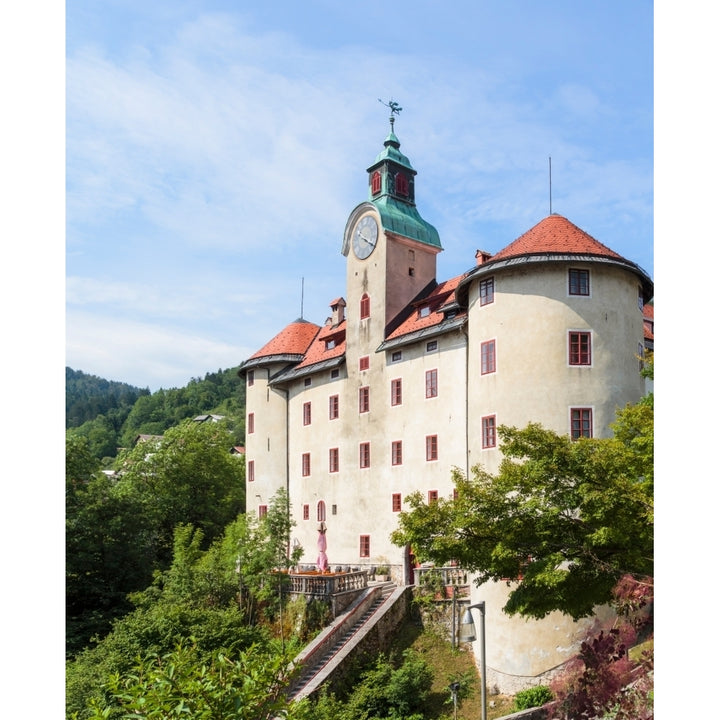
[352,215,378,260]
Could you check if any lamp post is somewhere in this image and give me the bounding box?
[458,601,487,720]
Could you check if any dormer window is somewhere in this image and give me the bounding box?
[371,171,381,195]
[326,339,336,350]
[419,306,431,318]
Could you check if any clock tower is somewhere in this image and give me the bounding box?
[341,105,442,348]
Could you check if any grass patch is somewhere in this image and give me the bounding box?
[387,616,515,719]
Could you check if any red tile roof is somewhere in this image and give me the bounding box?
[386,274,466,340]
[294,319,347,368]
[492,214,623,261]
[247,319,320,360]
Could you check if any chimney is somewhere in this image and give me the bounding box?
[475,250,492,265]
[330,297,346,326]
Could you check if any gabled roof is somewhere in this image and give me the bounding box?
[294,318,347,370]
[384,274,467,342]
[492,214,623,261]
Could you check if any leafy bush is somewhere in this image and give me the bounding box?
[514,685,553,710]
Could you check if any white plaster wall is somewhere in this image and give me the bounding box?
[465,578,616,694]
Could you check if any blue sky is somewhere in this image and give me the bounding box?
[62,1,657,391]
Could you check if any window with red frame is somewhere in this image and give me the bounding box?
[392,493,402,512]
[570,408,593,439]
[329,447,339,473]
[247,412,254,434]
[481,340,496,374]
[303,504,309,520]
[391,440,402,466]
[426,435,438,461]
[482,415,496,448]
[303,401,311,425]
[391,378,402,406]
[329,394,339,420]
[247,460,255,482]
[359,355,369,371]
[371,171,381,195]
[360,293,370,319]
[569,331,592,365]
[359,386,370,413]
[479,277,494,305]
[428,490,438,504]
[258,505,267,519]
[569,268,590,296]
[359,535,370,557]
[301,452,311,477]
[425,369,438,398]
[359,442,370,468]
[396,171,408,196]
[317,500,326,522]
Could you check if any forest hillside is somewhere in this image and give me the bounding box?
[65,366,246,464]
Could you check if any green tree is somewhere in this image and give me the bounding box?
[117,420,245,563]
[66,435,158,654]
[83,640,305,720]
[391,398,653,620]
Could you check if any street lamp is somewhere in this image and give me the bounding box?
[458,601,487,720]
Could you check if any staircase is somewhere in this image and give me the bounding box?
[287,581,400,702]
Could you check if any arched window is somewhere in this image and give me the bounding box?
[317,500,326,522]
[371,171,381,195]
[360,293,370,319]
[395,172,408,196]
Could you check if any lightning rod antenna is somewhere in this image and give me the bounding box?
[300,277,304,320]
[549,156,553,214]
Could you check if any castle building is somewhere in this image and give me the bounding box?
[238,119,653,690]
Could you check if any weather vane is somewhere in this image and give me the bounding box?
[379,98,402,131]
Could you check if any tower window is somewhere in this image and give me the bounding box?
[426,340,438,352]
[479,277,495,306]
[248,460,255,482]
[247,413,254,434]
[301,453,311,477]
[303,402,311,426]
[571,408,593,439]
[303,504,310,520]
[329,447,339,473]
[258,505,267,519]
[359,386,370,413]
[329,394,339,420]
[317,501,326,522]
[359,535,370,557]
[360,293,370,319]
[569,268,590,296]
[392,493,402,512]
[481,340,496,374]
[428,490,438,504]
[396,172,409,196]
[391,351,402,362]
[247,370,254,386]
[359,355,370,371]
[569,331,592,365]
[371,171,381,195]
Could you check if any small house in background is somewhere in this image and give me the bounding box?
[193,414,225,423]
[231,446,245,456]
